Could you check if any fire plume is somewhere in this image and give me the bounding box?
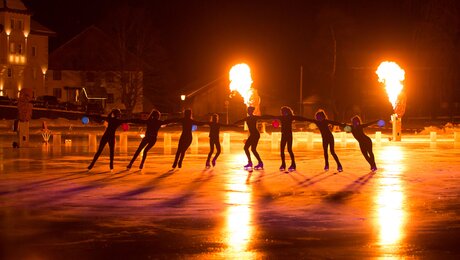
[229,63,253,106]
[376,61,405,109]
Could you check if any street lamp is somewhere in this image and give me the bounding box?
[180,95,186,101]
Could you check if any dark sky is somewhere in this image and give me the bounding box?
[22,0,423,104]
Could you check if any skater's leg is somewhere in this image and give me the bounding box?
[251,135,262,164]
[244,136,253,163]
[128,138,148,168]
[280,136,287,169]
[212,140,221,166]
[329,139,342,170]
[88,135,108,169]
[286,135,296,169]
[178,137,192,168]
[206,138,214,163]
[322,139,329,170]
[108,136,115,170]
[139,140,156,169]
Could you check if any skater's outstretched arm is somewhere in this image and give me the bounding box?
[161,118,180,125]
[233,117,248,125]
[361,120,379,128]
[258,115,277,120]
[294,116,316,123]
[192,120,207,126]
[325,119,345,126]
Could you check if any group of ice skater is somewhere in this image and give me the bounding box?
[87,106,379,173]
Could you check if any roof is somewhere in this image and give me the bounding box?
[30,20,55,36]
[0,0,29,13]
[49,25,142,71]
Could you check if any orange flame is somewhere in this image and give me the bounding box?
[376,61,405,109]
[229,63,253,106]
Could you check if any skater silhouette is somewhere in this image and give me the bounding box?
[206,114,222,168]
[127,109,174,170]
[271,106,308,172]
[88,109,128,172]
[304,109,343,172]
[171,109,206,169]
[234,106,271,170]
[347,116,378,171]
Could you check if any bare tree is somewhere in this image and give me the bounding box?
[98,4,174,113]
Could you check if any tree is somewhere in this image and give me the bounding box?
[98,4,175,113]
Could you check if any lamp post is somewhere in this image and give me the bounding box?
[180,94,186,111]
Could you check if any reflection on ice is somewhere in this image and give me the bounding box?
[376,145,406,252]
[223,153,256,258]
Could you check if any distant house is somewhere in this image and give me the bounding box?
[180,77,248,122]
[0,0,54,98]
[47,25,144,113]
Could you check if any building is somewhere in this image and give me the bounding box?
[47,25,144,113]
[0,0,54,98]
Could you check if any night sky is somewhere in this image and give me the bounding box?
[21,0,457,110]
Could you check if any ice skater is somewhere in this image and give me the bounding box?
[234,106,270,170]
[272,106,308,172]
[127,109,174,170]
[206,113,222,168]
[88,109,127,172]
[347,116,378,171]
[305,109,343,172]
[171,109,206,169]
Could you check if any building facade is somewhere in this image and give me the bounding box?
[47,26,143,113]
[0,0,53,98]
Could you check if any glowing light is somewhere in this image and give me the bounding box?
[9,55,14,63]
[180,95,186,101]
[376,61,405,109]
[222,153,255,258]
[139,133,145,138]
[81,116,89,125]
[229,63,253,106]
[375,145,406,252]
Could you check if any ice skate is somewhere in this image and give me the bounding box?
[212,158,217,167]
[337,166,343,172]
[205,160,211,169]
[324,165,329,171]
[279,165,286,171]
[244,162,253,170]
[254,162,264,170]
[288,164,296,172]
